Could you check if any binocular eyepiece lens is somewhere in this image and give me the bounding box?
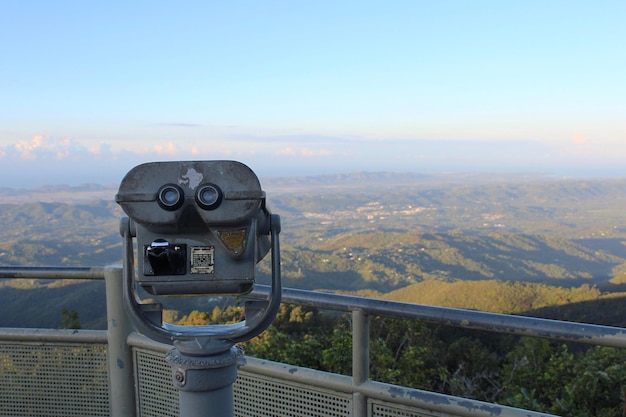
[156,183,222,211]
[157,184,184,211]
[196,184,222,210]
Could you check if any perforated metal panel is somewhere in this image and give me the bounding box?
[0,342,109,417]
[134,348,179,417]
[133,349,353,417]
[371,399,455,417]
[235,370,352,417]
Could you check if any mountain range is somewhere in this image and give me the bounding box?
[1,172,625,329]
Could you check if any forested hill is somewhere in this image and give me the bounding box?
[267,174,626,242]
[1,173,625,328]
[258,231,626,293]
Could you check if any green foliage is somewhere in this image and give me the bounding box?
[176,305,245,326]
[0,281,107,329]
[0,200,121,266]
[242,306,626,416]
[442,337,502,400]
[384,280,608,314]
[368,317,446,390]
[242,305,342,371]
[320,328,352,375]
[503,338,626,416]
[60,308,81,329]
[255,231,625,295]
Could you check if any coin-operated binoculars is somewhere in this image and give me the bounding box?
[116,160,281,417]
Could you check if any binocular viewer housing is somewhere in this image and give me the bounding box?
[116,160,270,296]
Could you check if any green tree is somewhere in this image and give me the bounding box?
[557,346,626,417]
[60,308,81,329]
[501,338,626,416]
[243,305,338,370]
[320,327,352,375]
[442,337,502,401]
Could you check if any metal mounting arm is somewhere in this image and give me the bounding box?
[120,214,281,355]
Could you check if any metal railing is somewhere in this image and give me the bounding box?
[4,266,626,416]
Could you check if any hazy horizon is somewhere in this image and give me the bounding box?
[2,160,625,191]
[2,2,624,188]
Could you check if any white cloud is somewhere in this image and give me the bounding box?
[276,147,297,156]
[10,135,86,160]
[572,134,588,145]
[1,134,625,188]
[300,148,333,157]
[13,135,44,159]
[153,141,180,155]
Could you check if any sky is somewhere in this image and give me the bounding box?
[1,1,624,187]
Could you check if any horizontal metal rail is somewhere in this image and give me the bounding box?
[0,266,106,280]
[251,284,626,349]
[3,266,626,349]
[0,266,577,417]
[0,327,107,344]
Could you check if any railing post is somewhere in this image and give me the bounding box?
[105,265,137,417]
[352,308,369,417]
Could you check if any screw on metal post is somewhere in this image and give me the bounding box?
[174,371,185,387]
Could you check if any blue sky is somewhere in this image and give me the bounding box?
[1,1,624,187]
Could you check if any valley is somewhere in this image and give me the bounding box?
[1,172,625,329]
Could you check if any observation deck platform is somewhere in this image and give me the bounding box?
[3,266,626,416]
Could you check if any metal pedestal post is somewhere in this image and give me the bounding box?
[166,346,244,417]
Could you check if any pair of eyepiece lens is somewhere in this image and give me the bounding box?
[157,185,184,210]
[196,184,222,210]
[157,183,222,211]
